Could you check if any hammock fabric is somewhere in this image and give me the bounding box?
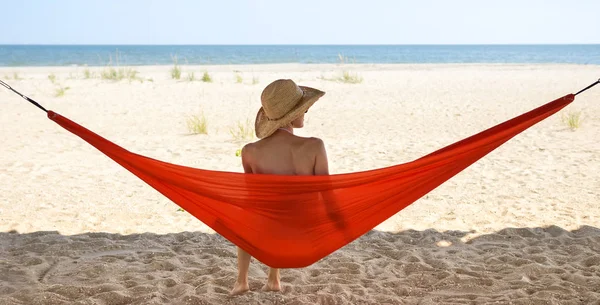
[46,94,574,268]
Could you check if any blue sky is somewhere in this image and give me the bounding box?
[2,0,599,44]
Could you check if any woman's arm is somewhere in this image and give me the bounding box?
[241,144,254,174]
[313,138,329,176]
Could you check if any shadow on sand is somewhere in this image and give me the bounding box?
[1,225,599,305]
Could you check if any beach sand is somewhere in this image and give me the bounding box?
[1,64,599,304]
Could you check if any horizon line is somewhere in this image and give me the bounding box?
[1,43,599,46]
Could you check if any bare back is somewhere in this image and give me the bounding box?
[241,130,329,176]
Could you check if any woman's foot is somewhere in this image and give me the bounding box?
[262,280,281,292]
[230,281,249,295]
[262,268,281,292]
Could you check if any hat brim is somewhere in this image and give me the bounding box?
[255,86,325,139]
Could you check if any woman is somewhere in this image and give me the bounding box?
[231,79,329,295]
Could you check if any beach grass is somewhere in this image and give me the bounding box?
[317,52,363,83]
[54,86,70,97]
[235,73,243,84]
[202,71,212,83]
[328,52,363,83]
[171,67,181,80]
[187,72,196,82]
[99,50,141,82]
[562,111,583,130]
[171,55,181,80]
[337,53,356,64]
[340,71,363,84]
[319,71,363,84]
[101,67,139,82]
[186,113,208,134]
[229,119,254,140]
[48,73,56,84]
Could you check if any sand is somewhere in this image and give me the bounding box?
[0,64,599,304]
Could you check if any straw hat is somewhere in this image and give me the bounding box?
[255,79,325,138]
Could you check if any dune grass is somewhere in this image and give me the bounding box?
[83,69,94,79]
[319,71,363,84]
[48,73,57,84]
[202,71,212,83]
[171,56,181,80]
[235,73,243,84]
[54,86,70,97]
[101,67,139,81]
[187,72,196,82]
[326,53,363,83]
[337,53,356,64]
[2,72,22,80]
[316,52,363,84]
[229,119,254,141]
[99,51,141,82]
[186,113,208,134]
[562,111,583,131]
[340,71,363,83]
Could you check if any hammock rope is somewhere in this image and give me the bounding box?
[575,78,600,96]
[0,79,48,113]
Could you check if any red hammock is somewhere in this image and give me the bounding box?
[45,94,575,268]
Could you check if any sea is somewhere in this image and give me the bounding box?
[0,45,599,67]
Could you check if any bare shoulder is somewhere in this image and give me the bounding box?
[303,137,326,153]
[306,137,324,147]
[241,142,258,164]
[307,137,329,175]
[240,142,257,173]
[241,142,257,159]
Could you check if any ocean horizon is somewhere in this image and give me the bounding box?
[1,44,599,67]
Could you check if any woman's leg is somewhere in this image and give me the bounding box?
[230,247,251,295]
[263,268,281,291]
